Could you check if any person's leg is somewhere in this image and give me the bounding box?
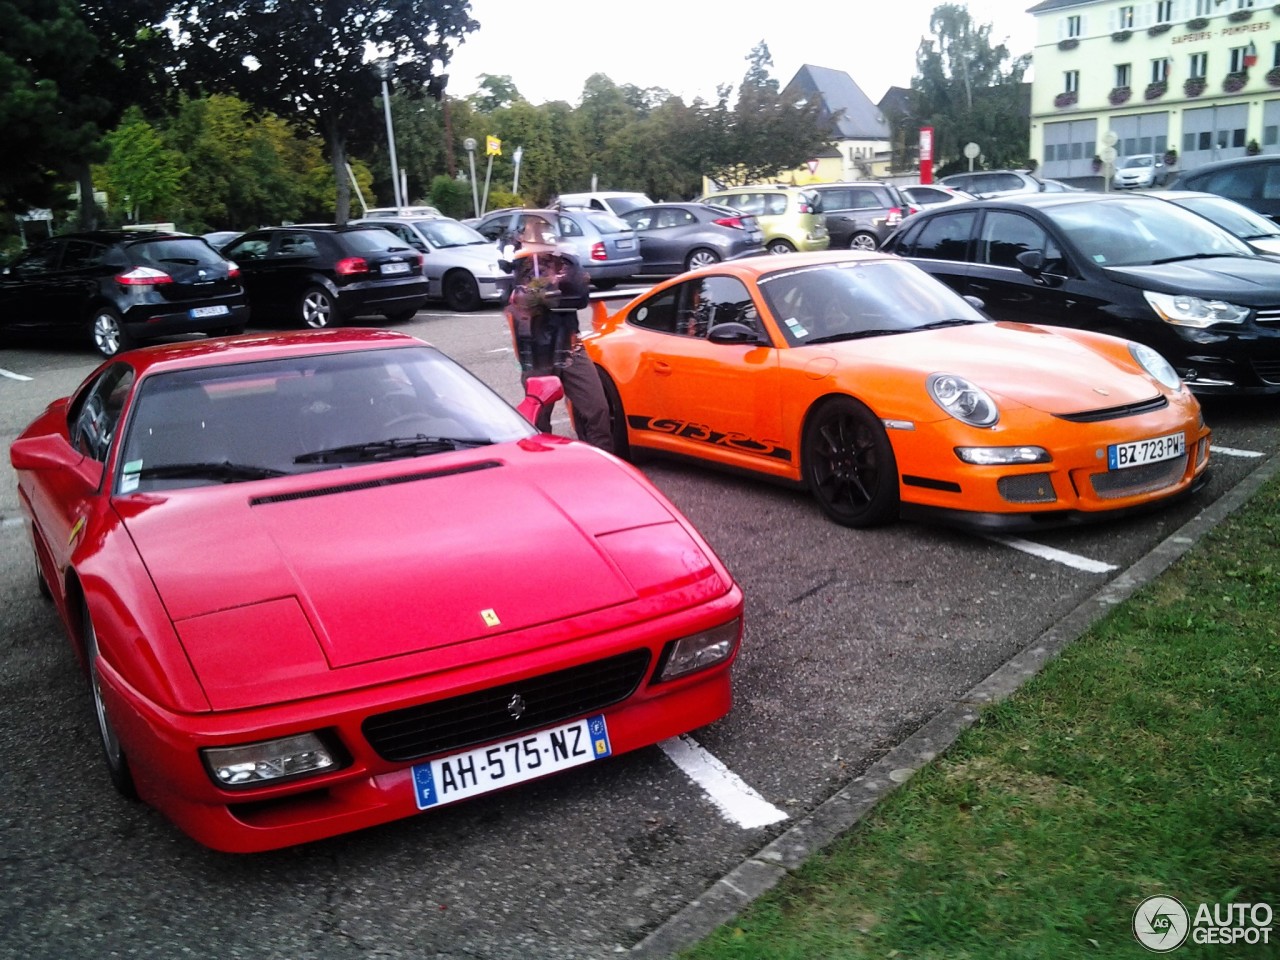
[521,372,556,433]
[558,349,613,452]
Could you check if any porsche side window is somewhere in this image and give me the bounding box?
[678,276,754,339]
[70,363,135,462]
[910,211,977,262]
[627,286,680,334]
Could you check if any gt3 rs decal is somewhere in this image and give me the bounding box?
[626,415,792,461]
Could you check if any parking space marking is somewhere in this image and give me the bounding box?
[1,368,34,381]
[1212,445,1265,458]
[987,535,1118,573]
[659,735,788,829]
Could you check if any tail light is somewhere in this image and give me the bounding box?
[797,200,813,213]
[226,263,240,279]
[590,241,607,261]
[335,257,369,276]
[712,217,746,230]
[116,267,173,286]
[887,207,903,226]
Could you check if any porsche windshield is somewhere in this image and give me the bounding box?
[758,259,989,347]
[117,346,534,491]
[1046,197,1253,266]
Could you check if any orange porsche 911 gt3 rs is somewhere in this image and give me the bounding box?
[584,251,1211,530]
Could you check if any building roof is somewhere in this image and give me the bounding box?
[878,85,912,118]
[784,64,891,140]
[1025,0,1093,12]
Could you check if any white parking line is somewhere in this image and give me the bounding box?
[1212,446,1265,458]
[987,535,1118,573]
[659,735,788,829]
[0,368,33,381]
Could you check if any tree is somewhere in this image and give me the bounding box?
[171,0,478,221]
[470,74,522,111]
[703,43,833,187]
[99,107,187,223]
[912,3,1031,173]
[0,0,126,216]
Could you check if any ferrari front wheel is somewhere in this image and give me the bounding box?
[83,603,137,799]
[803,396,899,527]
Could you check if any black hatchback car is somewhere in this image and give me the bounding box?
[0,230,247,357]
[881,192,1280,394]
[221,225,430,328]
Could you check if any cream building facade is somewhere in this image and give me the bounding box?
[1030,0,1280,181]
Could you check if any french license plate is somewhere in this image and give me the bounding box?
[616,239,635,250]
[1108,431,1185,470]
[381,261,411,275]
[189,305,229,319]
[411,714,612,809]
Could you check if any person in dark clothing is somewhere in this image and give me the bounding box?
[503,219,613,451]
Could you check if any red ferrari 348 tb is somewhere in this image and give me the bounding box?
[10,329,742,852]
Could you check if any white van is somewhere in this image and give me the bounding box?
[552,191,652,215]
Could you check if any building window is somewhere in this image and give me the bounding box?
[1065,15,1081,38]
[1151,58,1171,83]
[1065,70,1080,94]
[1190,52,1207,79]
[1156,0,1173,23]
[1118,5,1135,29]
[1236,0,1254,10]
[1230,46,1249,73]
[1193,0,1211,15]
[1116,63,1132,87]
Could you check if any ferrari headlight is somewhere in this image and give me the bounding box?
[203,732,339,788]
[1129,342,1182,389]
[955,446,1051,465]
[655,618,741,683]
[1144,290,1249,328]
[927,373,999,427]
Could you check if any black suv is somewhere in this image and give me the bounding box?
[221,225,431,328]
[808,181,912,250]
[1166,154,1280,224]
[0,230,248,357]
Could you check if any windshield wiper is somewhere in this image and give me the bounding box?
[135,461,287,482]
[1147,252,1239,265]
[915,318,984,330]
[294,435,493,464]
[806,329,900,344]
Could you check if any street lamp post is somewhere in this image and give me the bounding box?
[463,137,479,218]
[375,60,403,209]
[512,145,524,195]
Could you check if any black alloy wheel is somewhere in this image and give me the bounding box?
[802,396,899,527]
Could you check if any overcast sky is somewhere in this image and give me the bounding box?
[442,0,1038,107]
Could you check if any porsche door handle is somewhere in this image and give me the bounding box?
[653,361,673,375]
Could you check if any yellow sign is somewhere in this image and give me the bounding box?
[486,136,502,156]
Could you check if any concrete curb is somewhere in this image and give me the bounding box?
[630,453,1280,958]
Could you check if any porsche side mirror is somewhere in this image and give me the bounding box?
[10,435,104,493]
[516,376,565,425]
[708,322,762,345]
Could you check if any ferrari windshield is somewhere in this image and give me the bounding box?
[117,345,534,491]
[758,258,990,347]
[1045,196,1253,266]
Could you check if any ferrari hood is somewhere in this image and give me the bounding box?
[837,322,1161,413]
[121,444,689,672]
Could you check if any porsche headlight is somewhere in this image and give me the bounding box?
[927,373,999,427]
[1129,342,1182,389]
[1143,290,1249,328]
[955,446,1051,465]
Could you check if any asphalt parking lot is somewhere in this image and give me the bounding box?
[2,307,1277,960]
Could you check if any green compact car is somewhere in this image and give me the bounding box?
[698,185,830,255]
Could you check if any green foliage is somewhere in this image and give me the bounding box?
[100,107,187,223]
[911,3,1032,173]
[429,174,475,219]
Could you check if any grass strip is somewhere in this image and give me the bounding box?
[681,476,1280,960]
